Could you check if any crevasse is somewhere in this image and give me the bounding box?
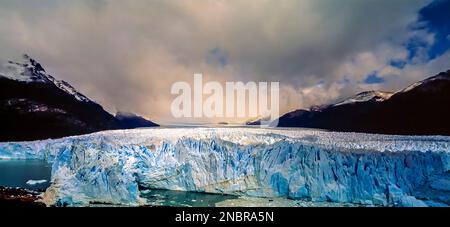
[0,128,449,206]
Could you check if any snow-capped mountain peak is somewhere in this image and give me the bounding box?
[44,74,90,102]
[333,90,393,107]
[399,70,450,93]
[0,54,90,102]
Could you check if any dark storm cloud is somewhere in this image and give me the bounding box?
[0,0,448,123]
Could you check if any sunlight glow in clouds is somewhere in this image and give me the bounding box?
[0,0,449,124]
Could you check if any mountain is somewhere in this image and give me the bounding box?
[0,55,157,142]
[115,111,159,128]
[274,70,450,135]
[246,116,271,126]
[332,91,393,107]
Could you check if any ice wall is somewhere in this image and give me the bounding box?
[0,128,449,206]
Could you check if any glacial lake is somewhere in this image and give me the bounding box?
[0,159,51,190]
[140,188,239,207]
[139,188,362,207]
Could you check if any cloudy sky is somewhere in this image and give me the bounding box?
[0,0,449,124]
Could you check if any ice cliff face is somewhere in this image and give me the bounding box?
[0,128,449,207]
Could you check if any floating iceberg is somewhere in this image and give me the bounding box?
[0,128,449,207]
[26,179,48,185]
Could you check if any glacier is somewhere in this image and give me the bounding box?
[0,127,449,207]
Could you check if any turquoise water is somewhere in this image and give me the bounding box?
[140,189,238,207]
[0,159,51,190]
[139,189,363,207]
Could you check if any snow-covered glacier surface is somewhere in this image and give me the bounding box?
[0,128,449,207]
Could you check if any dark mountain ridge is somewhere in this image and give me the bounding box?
[0,55,158,142]
[115,111,159,129]
[274,70,450,135]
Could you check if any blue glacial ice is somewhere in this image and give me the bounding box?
[0,128,449,207]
